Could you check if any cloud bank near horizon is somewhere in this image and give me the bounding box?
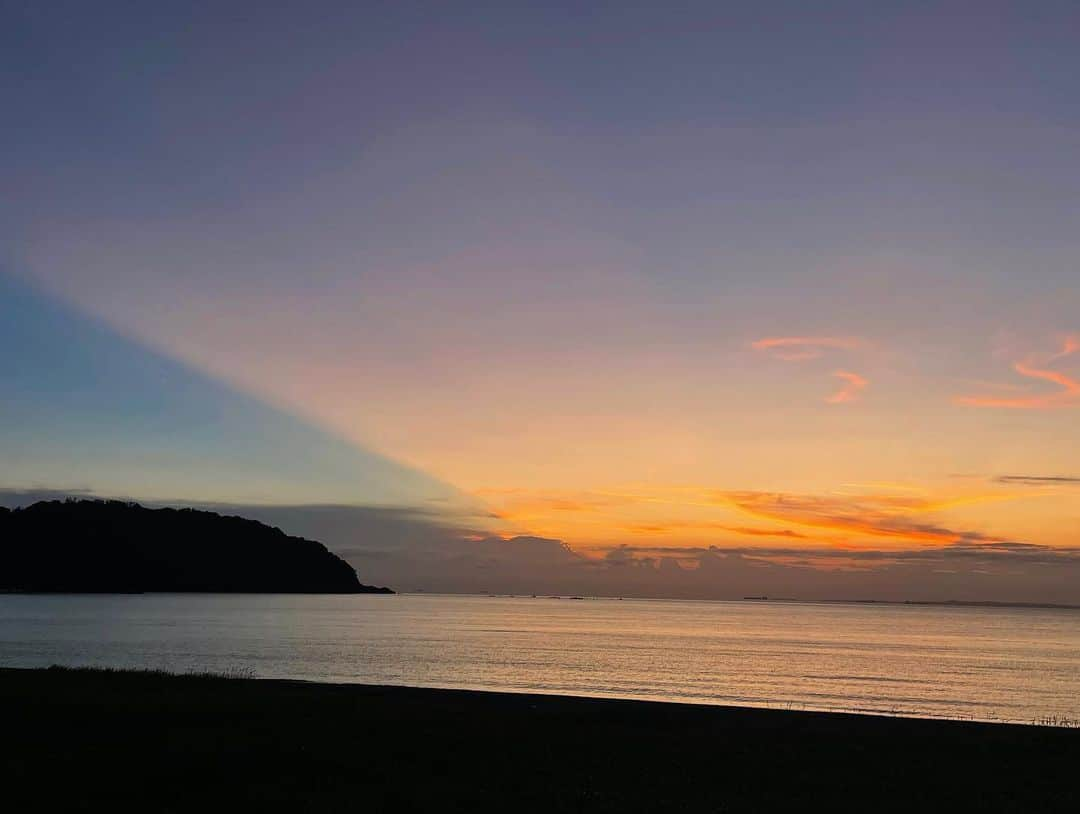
[4,489,1079,605]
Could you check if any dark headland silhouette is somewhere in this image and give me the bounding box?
[0,499,392,594]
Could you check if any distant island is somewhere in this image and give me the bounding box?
[0,500,392,594]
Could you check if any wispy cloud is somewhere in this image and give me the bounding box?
[957,335,1080,409]
[995,475,1080,486]
[826,370,868,404]
[723,525,808,539]
[750,336,864,361]
[712,490,1012,546]
[1049,334,1080,362]
[752,336,869,404]
[623,521,808,539]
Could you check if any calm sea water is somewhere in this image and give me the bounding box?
[2,593,1078,724]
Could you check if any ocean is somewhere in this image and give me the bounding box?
[2,593,1077,725]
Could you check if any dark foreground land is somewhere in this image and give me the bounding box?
[3,668,1078,813]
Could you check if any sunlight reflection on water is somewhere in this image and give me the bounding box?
[2,593,1078,724]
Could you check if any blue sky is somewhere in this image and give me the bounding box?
[0,271,465,507]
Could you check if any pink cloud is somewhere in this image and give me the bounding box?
[957,335,1080,410]
[826,370,868,404]
[750,336,864,361]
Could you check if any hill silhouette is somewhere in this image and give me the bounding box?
[0,500,392,594]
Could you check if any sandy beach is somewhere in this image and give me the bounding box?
[3,667,1078,812]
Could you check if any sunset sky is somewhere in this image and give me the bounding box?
[3,2,1079,599]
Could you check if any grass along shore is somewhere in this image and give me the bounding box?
[3,666,1078,812]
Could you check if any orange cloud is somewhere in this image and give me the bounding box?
[722,525,808,539]
[957,335,1080,409]
[477,483,1037,554]
[713,490,1008,547]
[752,337,869,404]
[623,521,808,539]
[825,370,867,404]
[751,336,864,361]
[1050,334,1080,362]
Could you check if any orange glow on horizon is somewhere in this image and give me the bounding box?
[472,481,1062,567]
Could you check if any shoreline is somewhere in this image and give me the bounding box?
[7,664,1075,727]
[4,666,1078,811]
[6,664,1075,728]
[251,676,1080,728]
